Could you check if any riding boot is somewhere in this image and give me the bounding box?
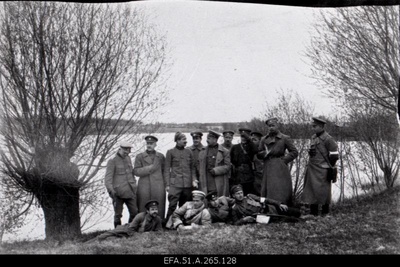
[310,204,319,216]
[114,220,122,229]
[321,204,330,216]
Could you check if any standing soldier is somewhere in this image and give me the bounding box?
[301,117,339,216]
[198,130,231,197]
[188,131,205,185]
[105,142,138,228]
[221,130,235,151]
[250,131,264,196]
[164,132,197,224]
[221,130,235,189]
[230,128,258,195]
[133,135,166,220]
[257,118,298,206]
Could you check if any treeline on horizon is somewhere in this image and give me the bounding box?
[94,116,396,142]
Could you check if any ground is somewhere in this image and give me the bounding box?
[0,186,399,255]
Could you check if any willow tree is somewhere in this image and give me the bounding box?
[306,6,399,188]
[0,2,169,240]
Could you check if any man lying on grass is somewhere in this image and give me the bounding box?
[85,200,162,242]
[230,184,302,225]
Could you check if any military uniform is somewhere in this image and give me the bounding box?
[230,185,301,225]
[164,133,197,221]
[302,117,339,216]
[170,190,211,229]
[134,135,166,220]
[251,131,264,196]
[257,119,298,206]
[206,191,235,223]
[105,143,138,227]
[230,128,258,195]
[188,131,205,182]
[198,131,231,197]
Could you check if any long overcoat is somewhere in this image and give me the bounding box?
[198,145,231,197]
[133,151,166,219]
[302,131,338,205]
[258,132,298,205]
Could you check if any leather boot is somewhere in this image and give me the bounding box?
[321,204,330,216]
[310,204,319,216]
[114,220,121,229]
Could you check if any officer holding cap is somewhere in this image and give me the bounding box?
[105,141,138,228]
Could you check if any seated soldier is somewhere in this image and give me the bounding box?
[86,200,162,242]
[168,190,212,231]
[206,191,235,223]
[230,185,301,225]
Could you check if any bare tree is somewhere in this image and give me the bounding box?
[306,6,399,113]
[306,6,399,189]
[0,2,169,240]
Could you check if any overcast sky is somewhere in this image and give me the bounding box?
[130,0,337,123]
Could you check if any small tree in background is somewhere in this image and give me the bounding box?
[306,6,399,192]
[249,89,315,203]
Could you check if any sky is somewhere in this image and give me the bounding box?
[129,1,337,123]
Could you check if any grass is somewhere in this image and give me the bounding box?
[0,186,399,255]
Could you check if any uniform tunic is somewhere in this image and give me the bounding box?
[164,146,196,218]
[188,143,205,180]
[105,152,138,223]
[258,132,298,205]
[230,141,258,194]
[198,145,231,197]
[171,201,212,229]
[207,196,235,223]
[231,195,300,225]
[302,131,338,205]
[129,212,162,233]
[133,150,166,219]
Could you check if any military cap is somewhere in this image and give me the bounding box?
[192,190,206,199]
[174,132,186,142]
[120,141,133,148]
[250,131,263,138]
[190,131,203,138]
[230,184,243,195]
[144,135,158,143]
[208,130,221,139]
[265,117,279,125]
[206,191,218,201]
[238,128,252,135]
[312,117,327,125]
[222,130,234,137]
[145,199,159,209]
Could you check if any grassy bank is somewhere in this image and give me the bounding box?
[1,186,399,254]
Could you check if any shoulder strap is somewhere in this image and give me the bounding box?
[240,143,253,162]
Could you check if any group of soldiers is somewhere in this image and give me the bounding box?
[98,116,339,241]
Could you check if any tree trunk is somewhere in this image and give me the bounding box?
[36,181,82,241]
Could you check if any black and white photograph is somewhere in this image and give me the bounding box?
[0,0,398,259]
